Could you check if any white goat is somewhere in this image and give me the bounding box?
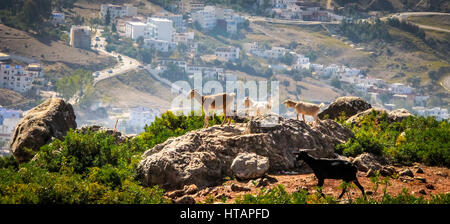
[243,97,272,117]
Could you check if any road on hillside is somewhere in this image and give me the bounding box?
[387,12,450,33]
[91,29,142,86]
[247,16,340,25]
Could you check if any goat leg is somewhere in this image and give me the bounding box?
[317,178,326,198]
[353,179,366,200]
[338,185,347,199]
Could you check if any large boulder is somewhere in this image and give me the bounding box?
[10,98,76,162]
[346,108,414,125]
[137,115,353,190]
[231,153,269,180]
[353,153,388,172]
[353,153,396,176]
[318,96,372,120]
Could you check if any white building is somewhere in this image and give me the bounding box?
[51,12,65,24]
[128,107,160,132]
[100,4,137,20]
[144,39,176,52]
[153,12,186,32]
[263,47,287,58]
[158,59,187,71]
[125,21,147,40]
[413,107,448,121]
[215,46,240,61]
[0,106,22,154]
[0,63,42,93]
[292,53,310,70]
[390,83,413,94]
[173,32,195,44]
[181,0,205,13]
[147,17,174,42]
[192,6,217,31]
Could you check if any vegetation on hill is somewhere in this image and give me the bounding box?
[336,110,450,167]
[0,0,76,33]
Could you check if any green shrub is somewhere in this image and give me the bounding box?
[336,111,450,167]
[0,155,19,170]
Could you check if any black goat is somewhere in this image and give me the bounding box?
[295,150,366,199]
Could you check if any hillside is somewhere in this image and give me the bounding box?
[0,24,116,72]
[0,88,34,109]
[93,70,175,110]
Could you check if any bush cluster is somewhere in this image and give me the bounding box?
[336,110,450,167]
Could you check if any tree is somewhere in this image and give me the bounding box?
[407,77,421,88]
[105,9,111,25]
[330,76,342,89]
[23,0,40,27]
[111,23,117,33]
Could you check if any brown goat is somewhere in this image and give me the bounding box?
[188,89,236,128]
[283,99,324,122]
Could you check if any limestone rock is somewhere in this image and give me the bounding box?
[347,108,414,125]
[10,98,76,162]
[318,96,372,120]
[137,115,353,190]
[353,153,388,172]
[231,153,269,180]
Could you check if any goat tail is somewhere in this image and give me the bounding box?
[319,103,325,108]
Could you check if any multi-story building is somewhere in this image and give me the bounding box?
[100,4,137,20]
[144,39,176,52]
[215,46,240,61]
[390,83,413,94]
[147,17,174,42]
[0,63,42,94]
[116,17,144,35]
[128,107,160,132]
[413,107,448,121]
[158,59,187,71]
[181,0,205,13]
[125,21,148,40]
[70,26,91,49]
[192,6,217,31]
[153,12,186,32]
[173,32,195,44]
[0,106,23,155]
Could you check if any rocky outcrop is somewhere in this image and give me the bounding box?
[231,153,269,180]
[137,115,353,190]
[346,108,414,125]
[10,98,76,162]
[318,96,372,120]
[353,153,396,176]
